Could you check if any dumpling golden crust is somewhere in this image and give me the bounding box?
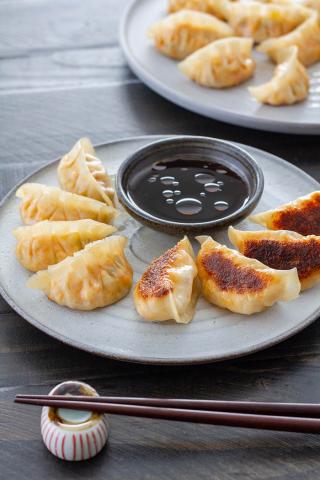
[16,183,117,225]
[229,227,320,291]
[257,13,320,66]
[148,9,233,60]
[13,219,116,272]
[27,236,133,310]
[58,137,115,207]
[168,0,229,20]
[134,236,200,324]
[250,191,320,236]
[248,46,309,105]
[179,37,255,88]
[196,236,300,314]
[224,0,311,43]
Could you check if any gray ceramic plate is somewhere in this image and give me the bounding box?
[120,0,320,135]
[0,135,319,364]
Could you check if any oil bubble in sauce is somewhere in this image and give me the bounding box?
[162,190,173,198]
[204,182,221,193]
[153,163,167,171]
[194,173,215,184]
[161,176,176,185]
[176,198,202,216]
[214,201,229,211]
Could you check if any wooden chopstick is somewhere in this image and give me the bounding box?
[14,396,320,434]
[15,394,320,418]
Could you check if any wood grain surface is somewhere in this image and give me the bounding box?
[1,1,320,478]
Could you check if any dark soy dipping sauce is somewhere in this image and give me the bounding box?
[127,158,249,223]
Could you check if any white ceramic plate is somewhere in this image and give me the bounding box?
[0,135,319,364]
[120,0,320,135]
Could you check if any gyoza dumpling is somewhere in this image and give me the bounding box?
[27,236,133,310]
[134,236,200,324]
[223,1,311,43]
[13,220,116,272]
[248,46,309,105]
[196,236,300,314]
[250,192,320,235]
[16,183,117,225]
[254,0,320,12]
[229,227,320,291]
[179,37,255,88]
[148,10,233,60]
[58,138,115,207]
[168,0,229,20]
[257,13,320,66]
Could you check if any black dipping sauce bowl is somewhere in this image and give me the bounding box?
[116,136,264,235]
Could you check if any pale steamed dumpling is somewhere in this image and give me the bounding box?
[179,37,255,88]
[27,236,133,310]
[229,226,320,291]
[223,0,311,43]
[257,12,320,66]
[148,9,233,59]
[58,137,115,207]
[248,46,309,105]
[16,183,117,225]
[13,219,116,272]
[134,236,200,324]
[196,236,300,314]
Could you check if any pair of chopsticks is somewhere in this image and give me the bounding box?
[15,395,320,434]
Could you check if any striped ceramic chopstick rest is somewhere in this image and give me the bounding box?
[40,380,108,461]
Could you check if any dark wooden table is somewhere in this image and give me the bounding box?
[1,1,320,478]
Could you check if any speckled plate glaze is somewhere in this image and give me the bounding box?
[120,0,320,135]
[0,135,319,364]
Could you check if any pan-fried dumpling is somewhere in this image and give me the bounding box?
[58,137,115,207]
[148,10,233,60]
[134,236,200,324]
[179,37,255,88]
[257,13,320,66]
[248,46,309,105]
[16,183,117,225]
[229,227,320,291]
[223,1,311,43]
[250,191,320,235]
[196,236,300,314]
[168,0,229,20]
[13,220,116,272]
[254,0,320,13]
[27,236,133,310]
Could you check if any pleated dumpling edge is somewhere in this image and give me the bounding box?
[16,183,118,225]
[13,219,116,272]
[57,137,115,206]
[27,235,133,310]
